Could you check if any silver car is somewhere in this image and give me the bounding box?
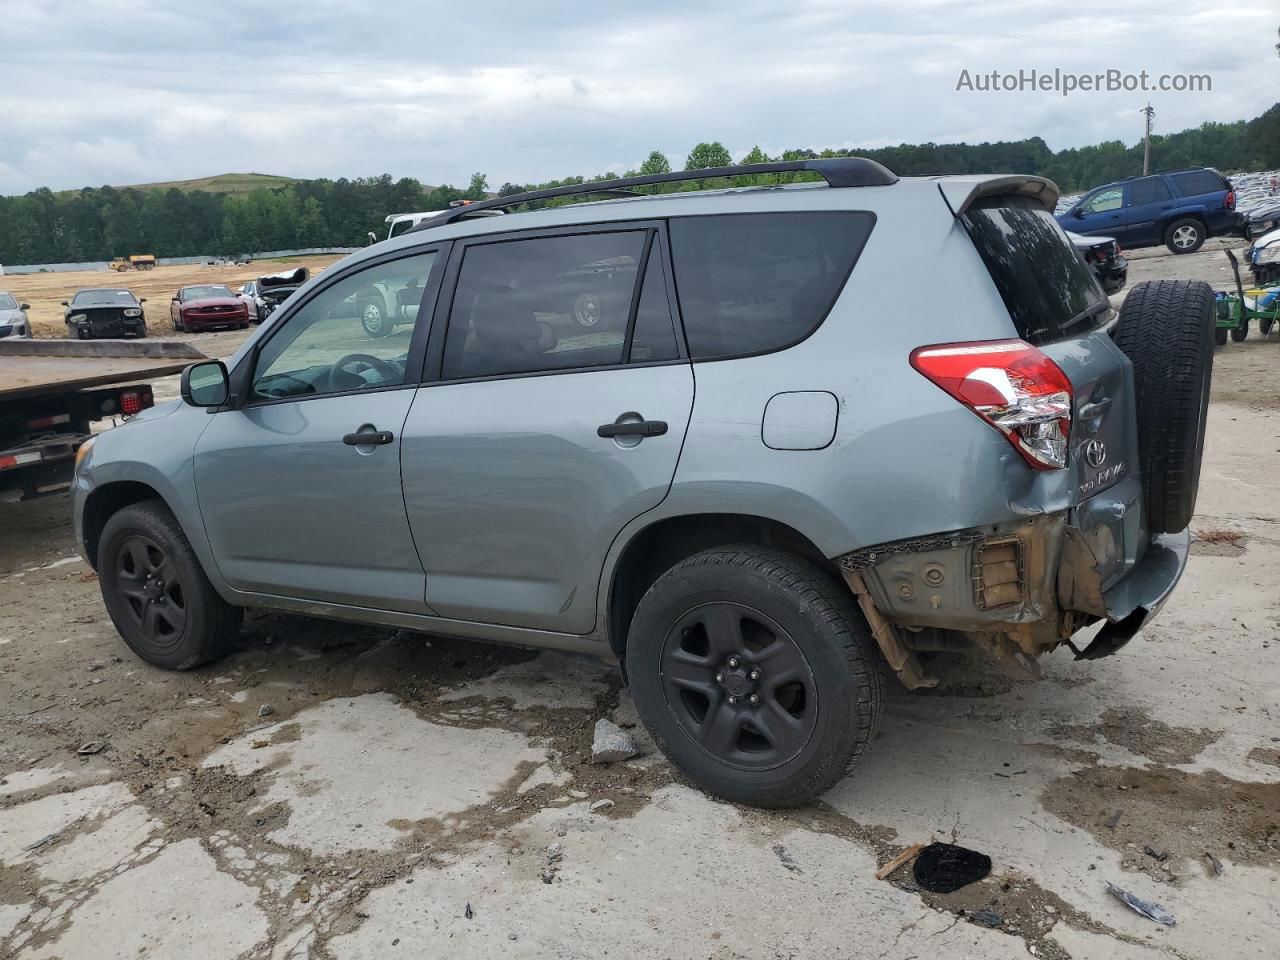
[71,158,1214,806]
[0,291,32,339]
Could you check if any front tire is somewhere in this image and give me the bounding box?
[1164,218,1205,254]
[625,546,882,808]
[360,297,392,338]
[1231,320,1249,343]
[98,501,241,670]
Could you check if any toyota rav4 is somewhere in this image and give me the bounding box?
[72,158,1214,807]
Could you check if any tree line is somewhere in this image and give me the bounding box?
[1,103,1275,266]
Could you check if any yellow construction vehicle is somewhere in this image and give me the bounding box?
[109,254,157,272]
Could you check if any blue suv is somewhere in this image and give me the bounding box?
[1057,168,1240,255]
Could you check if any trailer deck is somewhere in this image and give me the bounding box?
[0,339,205,400]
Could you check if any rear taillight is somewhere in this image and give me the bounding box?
[1225,189,1236,211]
[119,386,154,416]
[910,340,1072,470]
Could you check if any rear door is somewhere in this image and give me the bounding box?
[962,202,1142,586]
[401,223,693,633]
[1121,176,1173,246]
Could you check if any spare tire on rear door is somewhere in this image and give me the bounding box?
[1111,279,1214,535]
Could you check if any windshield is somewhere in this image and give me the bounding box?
[962,202,1108,345]
[72,289,136,306]
[0,293,17,309]
[183,285,234,300]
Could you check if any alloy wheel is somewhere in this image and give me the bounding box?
[1172,225,1199,250]
[573,292,602,327]
[659,601,818,771]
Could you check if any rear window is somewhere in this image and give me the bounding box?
[1169,170,1226,197]
[669,212,873,359]
[962,202,1107,345]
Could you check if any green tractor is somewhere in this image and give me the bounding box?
[1215,249,1280,346]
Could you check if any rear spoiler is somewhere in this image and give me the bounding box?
[937,176,1060,217]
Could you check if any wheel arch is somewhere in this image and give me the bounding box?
[604,512,836,658]
[81,480,169,570]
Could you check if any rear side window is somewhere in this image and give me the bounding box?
[1127,177,1171,205]
[1169,170,1226,197]
[962,202,1107,345]
[669,212,873,360]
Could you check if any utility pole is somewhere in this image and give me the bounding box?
[1140,103,1155,175]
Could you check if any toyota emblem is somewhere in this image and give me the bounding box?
[1084,439,1107,469]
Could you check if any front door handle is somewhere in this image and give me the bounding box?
[343,429,394,446]
[597,420,668,438]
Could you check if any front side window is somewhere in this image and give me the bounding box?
[443,231,648,379]
[250,251,436,402]
[669,212,873,359]
[1080,188,1123,214]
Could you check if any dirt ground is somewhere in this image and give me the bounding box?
[0,256,343,341]
[1,240,1278,960]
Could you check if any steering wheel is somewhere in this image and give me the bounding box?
[326,353,400,393]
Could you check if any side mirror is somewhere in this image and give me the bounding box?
[1073,208,1086,218]
[139,297,147,303]
[181,360,230,407]
[60,300,69,306]
[20,303,30,310]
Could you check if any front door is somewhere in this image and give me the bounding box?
[402,225,693,633]
[194,248,443,612]
[1071,185,1125,238]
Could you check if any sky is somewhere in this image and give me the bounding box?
[0,0,1275,195]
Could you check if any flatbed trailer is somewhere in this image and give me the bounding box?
[0,339,205,501]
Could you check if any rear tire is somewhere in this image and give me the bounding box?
[1214,326,1228,346]
[1164,218,1205,254]
[625,545,882,808]
[1112,280,1214,535]
[98,501,241,670]
[1231,320,1249,343]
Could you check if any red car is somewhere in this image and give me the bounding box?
[170,285,250,332]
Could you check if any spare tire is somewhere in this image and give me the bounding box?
[1111,280,1214,535]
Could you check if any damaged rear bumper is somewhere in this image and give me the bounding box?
[1078,529,1189,659]
[838,500,1190,687]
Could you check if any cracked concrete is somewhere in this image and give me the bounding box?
[2,256,1279,959]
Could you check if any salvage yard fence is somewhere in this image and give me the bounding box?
[0,247,360,276]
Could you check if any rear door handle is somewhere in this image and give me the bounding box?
[597,420,668,438]
[343,430,394,446]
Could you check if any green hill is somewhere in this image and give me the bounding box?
[60,172,300,198]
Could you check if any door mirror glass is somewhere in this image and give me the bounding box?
[182,360,229,407]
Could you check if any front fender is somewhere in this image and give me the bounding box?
[74,402,229,598]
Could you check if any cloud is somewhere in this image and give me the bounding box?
[0,0,1272,194]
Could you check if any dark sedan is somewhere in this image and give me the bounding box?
[63,288,147,339]
[171,285,250,332]
[1067,231,1127,294]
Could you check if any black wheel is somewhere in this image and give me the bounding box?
[1230,320,1249,343]
[359,296,392,337]
[1214,326,1228,346]
[1112,280,1215,535]
[1164,218,1205,254]
[626,546,882,808]
[1260,317,1275,337]
[98,500,241,670]
[174,316,184,333]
